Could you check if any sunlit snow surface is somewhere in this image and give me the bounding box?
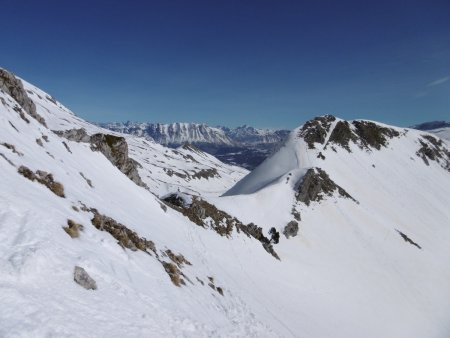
[0,76,450,337]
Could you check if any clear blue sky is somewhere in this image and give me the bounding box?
[1,0,449,128]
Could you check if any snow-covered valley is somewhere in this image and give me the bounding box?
[1,68,450,337]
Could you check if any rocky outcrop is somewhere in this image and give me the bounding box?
[191,168,220,180]
[396,230,422,250]
[325,120,400,152]
[162,194,280,259]
[296,168,355,205]
[18,166,65,197]
[326,121,357,152]
[0,69,47,127]
[298,115,336,149]
[283,221,299,238]
[352,121,400,150]
[90,133,147,188]
[54,128,90,142]
[74,266,97,290]
[91,212,156,254]
[54,128,147,188]
[416,135,450,170]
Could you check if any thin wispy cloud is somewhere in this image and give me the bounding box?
[426,76,449,87]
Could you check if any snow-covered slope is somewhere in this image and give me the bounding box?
[2,69,450,338]
[214,115,450,337]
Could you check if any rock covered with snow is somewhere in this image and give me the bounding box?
[74,266,97,290]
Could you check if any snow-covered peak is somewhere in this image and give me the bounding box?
[225,115,449,196]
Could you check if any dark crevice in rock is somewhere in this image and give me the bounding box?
[0,69,47,127]
[296,168,356,206]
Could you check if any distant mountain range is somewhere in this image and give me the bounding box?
[412,121,450,141]
[98,120,450,170]
[98,122,290,169]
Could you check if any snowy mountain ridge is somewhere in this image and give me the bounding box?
[1,68,450,337]
[99,121,289,147]
[412,120,450,141]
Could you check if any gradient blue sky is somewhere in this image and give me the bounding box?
[1,0,449,128]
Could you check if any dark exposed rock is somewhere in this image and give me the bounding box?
[0,69,47,127]
[54,128,147,188]
[396,230,422,249]
[161,261,185,287]
[296,168,355,205]
[164,168,187,179]
[162,194,280,259]
[1,143,23,156]
[74,266,97,290]
[283,221,299,239]
[416,135,450,170]
[352,121,399,150]
[164,249,192,268]
[18,166,65,197]
[36,138,43,147]
[79,172,93,188]
[91,212,156,254]
[0,153,15,166]
[62,141,72,153]
[63,219,84,238]
[191,168,220,180]
[89,133,147,188]
[298,115,336,149]
[54,128,90,142]
[327,121,358,152]
[9,121,19,132]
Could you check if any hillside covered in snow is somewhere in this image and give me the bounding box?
[1,69,450,338]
